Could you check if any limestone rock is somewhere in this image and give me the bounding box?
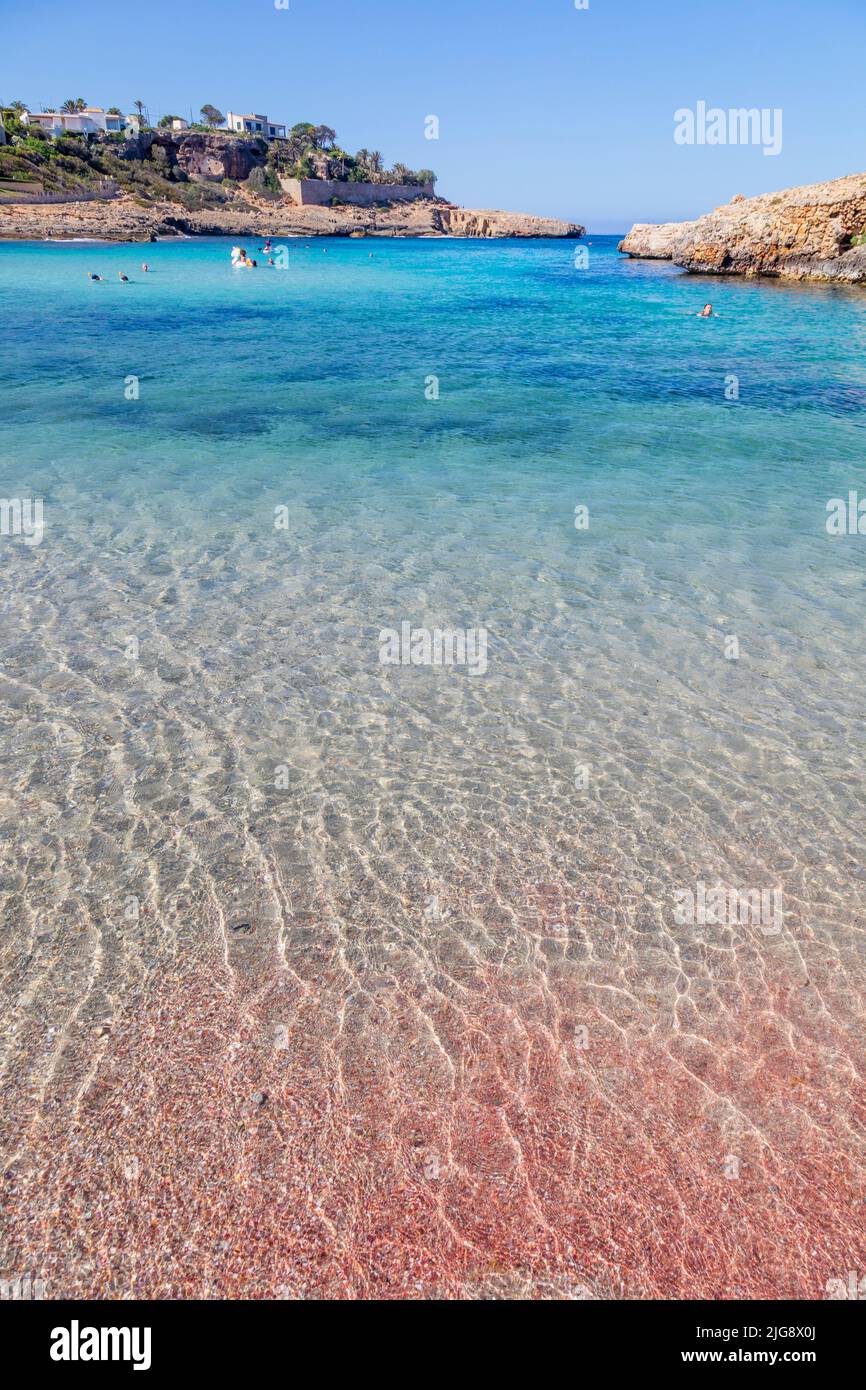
[172,133,266,183]
[619,172,866,283]
[435,206,583,238]
[0,193,584,242]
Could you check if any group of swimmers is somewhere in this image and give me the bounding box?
[87,238,361,280]
[94,249,714,297]
[229,239,376,266]
[231,242,275,268]
[88,263,149,283]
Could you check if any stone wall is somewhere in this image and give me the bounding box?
[0,179,119,205]
[280,177,435,207]
[0,179,44,194]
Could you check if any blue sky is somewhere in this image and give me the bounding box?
[3,0,864,231]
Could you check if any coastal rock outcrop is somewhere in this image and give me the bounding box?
[0,196,171,241]
[619,172,866,283]
[0,193,584,242]
[435,205,583,238]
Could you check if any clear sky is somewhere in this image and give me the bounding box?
[3,0,864,231]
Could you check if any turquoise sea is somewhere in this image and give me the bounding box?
[1,234,864,1298]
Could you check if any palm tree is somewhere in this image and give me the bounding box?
[368,150,384,178]
[313,124,337,151]
[61,99,78,113]
[9,100,28,114]
[134,100,146,121]
[75,97,87,111]
[330,147,351,178]
[284,126,314,164]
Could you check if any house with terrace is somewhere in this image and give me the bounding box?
[224,111,286,140]
[22,108,140,137]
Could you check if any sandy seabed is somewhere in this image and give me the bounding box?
[2,872,863,1300]
[2,237,865,1300]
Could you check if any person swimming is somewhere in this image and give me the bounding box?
[118,273,130,282]
[141,263,149,272]
[698,303,715,317]
[88,273,102,281]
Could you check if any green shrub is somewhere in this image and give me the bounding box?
[173,181,229,211]
[0,113,26,140]
[246,165,279,194]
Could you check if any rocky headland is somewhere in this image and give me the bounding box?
[0,129,583,240]
[0,194,582,241]
[619,172,866,283]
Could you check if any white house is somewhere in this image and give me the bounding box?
[22,108,140,137]
[170,117,189,131]
[224,111,286,140]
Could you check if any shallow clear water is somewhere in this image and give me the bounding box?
[0,235,864,1298]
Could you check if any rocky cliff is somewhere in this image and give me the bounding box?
[0,193,583,241]
[129,130,268,183]
[436,206,581,237]
[619,172,866,283]
[0,125,584,240]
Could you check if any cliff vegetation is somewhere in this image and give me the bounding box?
[0,109,435,213]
